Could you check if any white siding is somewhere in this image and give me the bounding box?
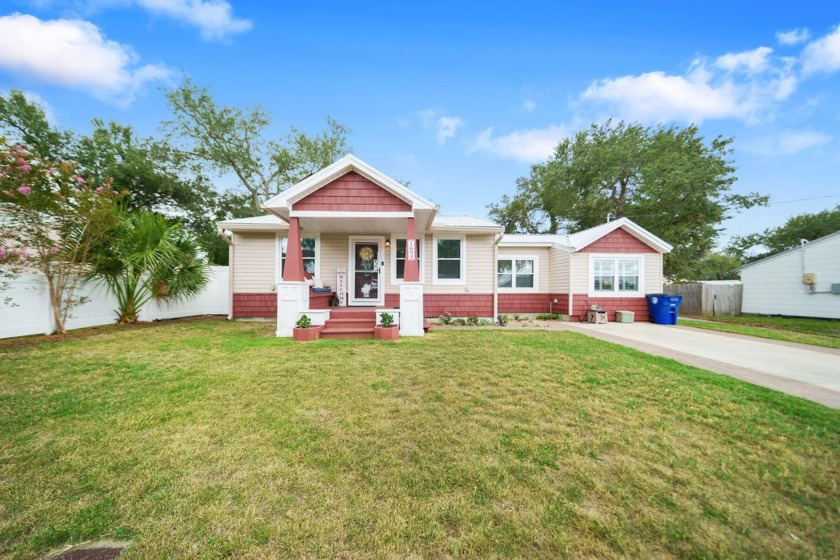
[232,232,276,293]
[319,234,348,291]
[549,247,570,293]
[645,253,663,293]
[419,234,496,294]
[570,253,589,293]
[497,246,550,292]
[741,236,840,319]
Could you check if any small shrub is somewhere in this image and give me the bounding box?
[453,318,467,326]
[439,311,453,325]
[513,314,521,321]
[499,314,508,324]
[466,315,479,326]
[295,314,311,329]
[380,312,394,327]
[478,319,492,326]
[536,313,561,320]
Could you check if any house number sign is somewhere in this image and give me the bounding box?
[407,239,416,261]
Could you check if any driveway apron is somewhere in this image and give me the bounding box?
[557,321,840,409]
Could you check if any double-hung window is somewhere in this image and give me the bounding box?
[391,237,423,283]
[433,235,465,284]
[277,235,318,279]
[497,257,536,290]
[590,255,643,297]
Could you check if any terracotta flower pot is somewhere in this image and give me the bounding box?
[293,326,321,341]
[375,326,399,340]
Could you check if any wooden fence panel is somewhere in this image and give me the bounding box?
[664,283,742,316]
[703,283,742,316]
[664,283,702,315]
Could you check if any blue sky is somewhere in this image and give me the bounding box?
[1,1,839,245]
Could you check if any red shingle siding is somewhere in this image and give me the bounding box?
[293,171,411,212]
[233,293,276,318]
[423,294,494,318]
[498,294,568,314]
[384,293,400,308]
[570,295,649,322]
[580,228,657,253]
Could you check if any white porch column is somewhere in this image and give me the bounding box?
[276,281,310,337]
[399,282,424,336]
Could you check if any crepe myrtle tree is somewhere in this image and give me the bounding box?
[0,139,123,334]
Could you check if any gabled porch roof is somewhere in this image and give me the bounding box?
[261,154,439,234]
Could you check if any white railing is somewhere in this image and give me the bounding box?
[0,265,229,339]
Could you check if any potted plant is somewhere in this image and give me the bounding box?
[293,314,320,341]
[375,311,399,341]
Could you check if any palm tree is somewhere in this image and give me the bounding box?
[88,211,210,323]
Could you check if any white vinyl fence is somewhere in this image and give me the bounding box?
[0,265,229,339]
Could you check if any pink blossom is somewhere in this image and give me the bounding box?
[17,186,31,195]
[19,163,31,172]
[76,176,86,184]
[50,247,60,255]
[2,190,10,196]
[95,186,104,194]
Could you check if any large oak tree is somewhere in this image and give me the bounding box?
[489,121,767,279]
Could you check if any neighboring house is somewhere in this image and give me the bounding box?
[738,230,840,319]
[217,155,672,336]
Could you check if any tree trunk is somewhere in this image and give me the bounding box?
[44,272,66,335]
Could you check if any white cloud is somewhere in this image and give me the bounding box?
[776,28,810,46]
[802,25,840,75]
[578,49,797,125]
[523,99,536,112]
[469,125,569,163]
[743,130,832,156]
[132,0,252,40]
[417,108,464,145]
[715,46,773,74]
[434,116,464,144]
[0,13,171,105]
[32,0,251,40]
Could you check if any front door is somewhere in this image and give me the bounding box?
[348,237,384,306]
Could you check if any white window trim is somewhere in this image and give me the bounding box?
[497,255,539,292]
[275,232,321,283]
[389,234,425,284]
[588,254,645,298]
[432,234,466,285]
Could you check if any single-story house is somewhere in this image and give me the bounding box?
[738,229,840,319]
[217,155,672,337]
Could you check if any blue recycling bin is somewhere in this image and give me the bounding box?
[646,294,683,325]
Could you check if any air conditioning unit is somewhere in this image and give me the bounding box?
[831,283,840,295]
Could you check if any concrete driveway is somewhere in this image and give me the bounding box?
[558,321,840,409]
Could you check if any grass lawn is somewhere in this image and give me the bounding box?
[1,321,838,558]
[681,315,840,350]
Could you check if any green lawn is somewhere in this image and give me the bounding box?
[1,321,838,558]
[681,315,840,350]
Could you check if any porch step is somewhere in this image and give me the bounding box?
[324,318,375,330]
[320,327,376,339]
[329,309,377,320]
